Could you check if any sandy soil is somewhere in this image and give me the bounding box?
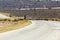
[0,20,31,33]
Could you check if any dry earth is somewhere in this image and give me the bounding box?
[0,20,31,33]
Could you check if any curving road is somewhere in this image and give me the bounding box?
[0,20,60,40]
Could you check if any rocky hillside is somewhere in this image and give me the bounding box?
[0,0,60,10]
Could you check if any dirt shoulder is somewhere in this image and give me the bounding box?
[0,20,31,33]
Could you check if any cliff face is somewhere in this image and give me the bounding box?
[0,0,60,10]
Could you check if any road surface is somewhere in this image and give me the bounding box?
[0,20,60,40]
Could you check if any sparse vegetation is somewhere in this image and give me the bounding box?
[0,19,31,33]
[0,9,60,21]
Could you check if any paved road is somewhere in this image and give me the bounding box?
[0,20,60,40]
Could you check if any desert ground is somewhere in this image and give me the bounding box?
[0,20,31,33]
[0,13,31,33]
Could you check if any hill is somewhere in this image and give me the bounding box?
[0,0,60,10]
